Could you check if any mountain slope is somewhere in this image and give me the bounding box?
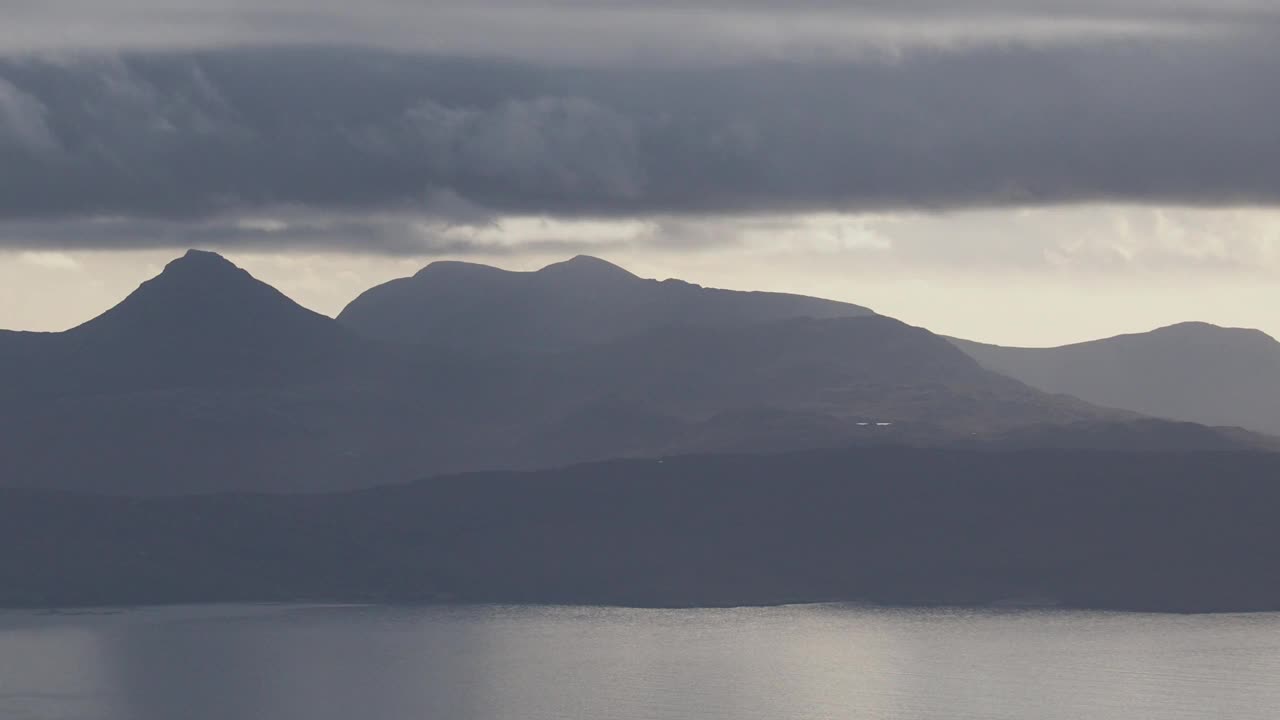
[951,322,1280,436]
[555,315,1115,430]
[337,255,874,351]
[6,447,1280,612]
[497,315,1272,466]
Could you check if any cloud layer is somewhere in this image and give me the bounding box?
[0,2,1278,252]
[0,39,1276,229]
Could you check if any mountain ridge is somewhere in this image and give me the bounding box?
[338,254,876,352]
[1,251,1274,496]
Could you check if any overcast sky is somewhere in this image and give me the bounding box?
[2,0,1279,344]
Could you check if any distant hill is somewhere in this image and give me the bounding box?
[0,252,1269,495]
[5,447,1280,612]
[951,322,1280,436]
[337,255,874,351]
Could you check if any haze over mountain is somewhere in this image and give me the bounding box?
[337,255,874,352]
[952,323,1280,437]
[0,251,1269,496]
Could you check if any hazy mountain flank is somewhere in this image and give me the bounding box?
[952,322,1280,436]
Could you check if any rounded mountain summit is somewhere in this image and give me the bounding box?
[337,255,874,352]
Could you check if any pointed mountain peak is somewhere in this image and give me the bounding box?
[536,255,638,281]
[70,249,336,340]
[115,249,267,311]
[157,249,249,281]
[176,248,234,265]
[139,250,257,295]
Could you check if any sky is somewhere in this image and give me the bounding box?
[2,0,1279,345]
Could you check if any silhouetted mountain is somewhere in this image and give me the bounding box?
[337,255,874,351]
[80,250,327,338]
[2,250,364,392]
[1,252,1270,495]
[5,447,1280,613]
[0,251,528,493]
[952,322,1280,436]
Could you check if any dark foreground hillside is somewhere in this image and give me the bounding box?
[3,447,1280,613]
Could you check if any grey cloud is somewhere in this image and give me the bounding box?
[398,96,642,200]
[0,76,56,151]
[0,212,629,257]
[0,38,1279,249]
[0,215,462,255]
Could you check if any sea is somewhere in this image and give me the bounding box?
[3,603,1279,719]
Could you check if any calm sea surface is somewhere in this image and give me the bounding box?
[2,603,1279,720]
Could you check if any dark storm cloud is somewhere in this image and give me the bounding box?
[0,30,1279,248]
